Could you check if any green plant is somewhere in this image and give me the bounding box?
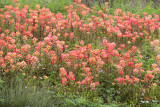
[0,0,73,14]
[0,81,54,107]
[0,0,160,106]
[51,93,105,107]
[0,78,4,104]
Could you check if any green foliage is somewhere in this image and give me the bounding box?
[52,94,105,107]
[0,78,4,104]
[0,0,73,14]
[0,82,54,107]
[0,0,14,8]
[141,41,157,71]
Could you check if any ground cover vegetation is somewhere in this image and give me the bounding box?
[0,0,160,106]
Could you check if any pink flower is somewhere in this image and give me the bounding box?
[0,58,4,64]
[133,77,139,83]
[30,56,39,67]
[131,46,137,52]
[120,44,125,50]
[80,46,87,53]
[14,0,19,3]
[97,59,105,68]
[1,63,6,69]
[91,49,101,56]
[75,44,79,49]
[144,74,154,81]
[87,44,92,51]
[153,67,160,73]
[156,55,160,62]
[45,26,50,32]
[89,57,96,64]
[68,72,75,81]
[74,64,79,69]
[80,40,84,45]
[128,61,133,69]
[118,70,124,76]
[90,83,96,90]
[70,50,78,60]
[84,76,92,85]
[84,67,91,73]
[101,50,109,60]
[152,63,157,68]
[62,77,67,86]
[31,56,39,62]
[0,51,3,57]
[102,39,108,46]
[59,69,67,78]
[124,52,130,60]
[69,32,74,39]
[119,60,125,67]
[51,55,57,64]
[115,77,126,85]
[61,53,69,60]
[145,97,150,101]
[21,44,31,54]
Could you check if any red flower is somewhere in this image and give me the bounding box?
[115,77,126,85]
[145,97,150,101]
[156,55,160,62]
[62,78,67,86]
[120,44,125,50]
[14,0,18,3]
[128,61,133,69]
[144,74,154,81]
[124,52,130,60]
[68,72,75,81]
[118,70,124,76]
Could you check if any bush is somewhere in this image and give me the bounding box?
[0,0,160,106]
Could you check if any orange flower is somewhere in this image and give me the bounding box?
[36,4,40,9]
[14,0,18,3]
[62,78,67,86]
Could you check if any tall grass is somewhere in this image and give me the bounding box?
[0,0,73,14]
[0,81,54,107]
[90,0,160,16]
[1,0,160,15]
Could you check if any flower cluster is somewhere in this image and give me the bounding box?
[0,1,160,103]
